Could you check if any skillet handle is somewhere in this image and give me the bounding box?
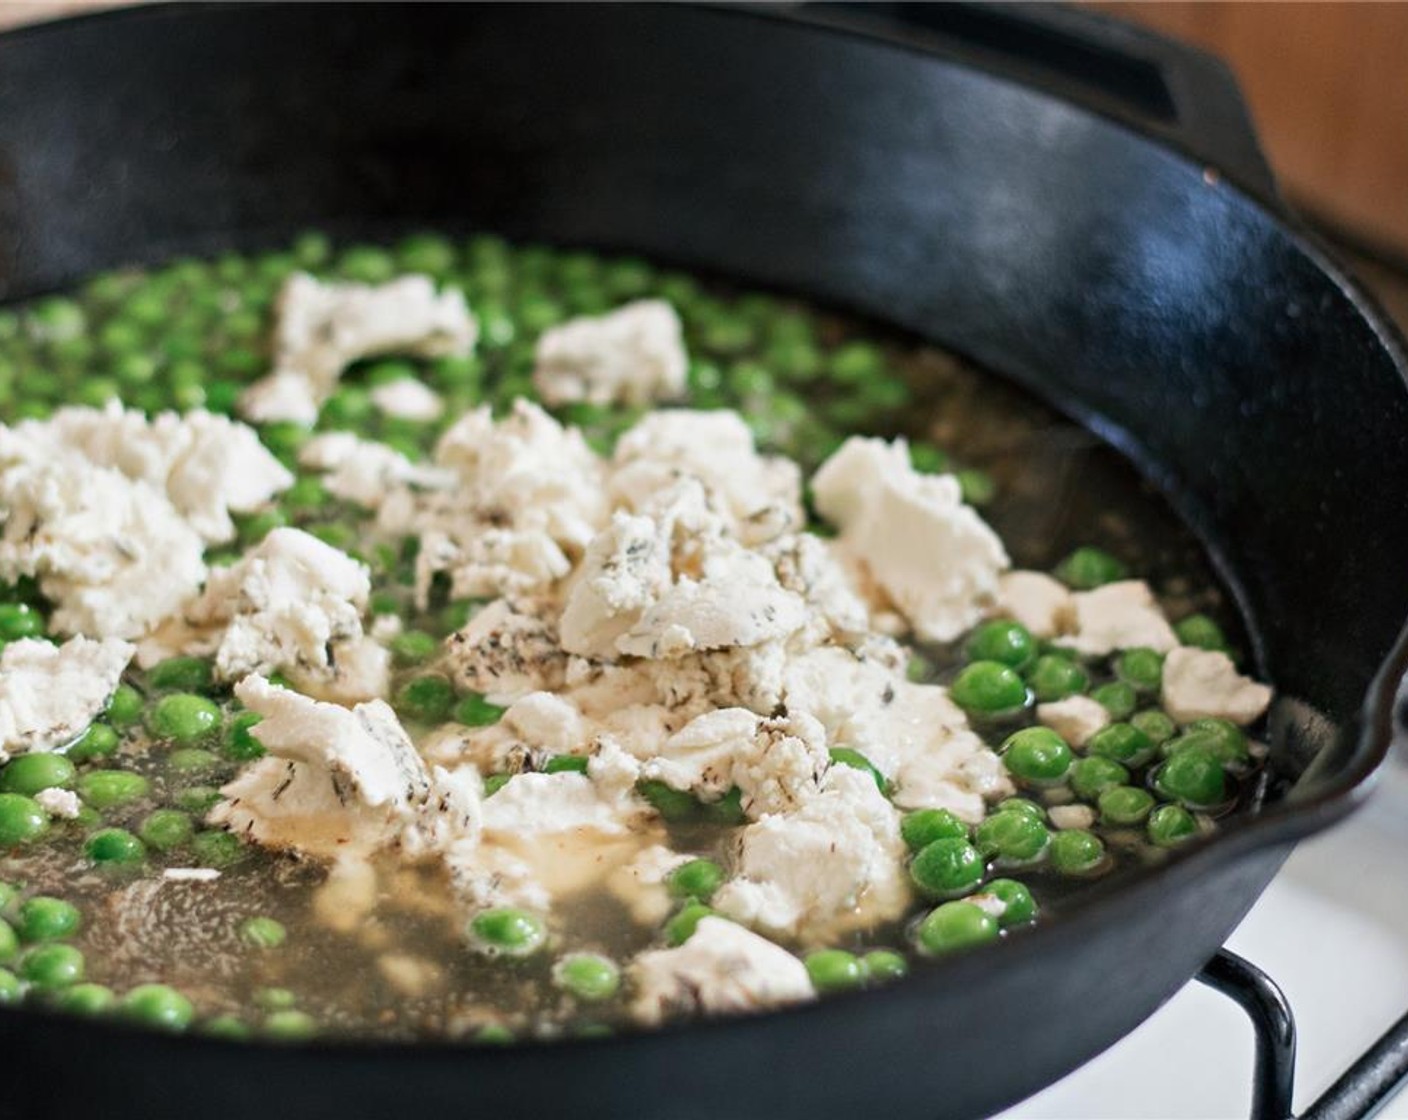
[828,2,1283,208]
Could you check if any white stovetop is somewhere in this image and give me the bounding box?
[1002,756,1408,1120]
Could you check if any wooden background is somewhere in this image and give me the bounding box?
[1090,2,1408,254]
[2,2,1406,253]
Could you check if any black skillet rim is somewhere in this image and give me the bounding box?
[0,0,1404,1057]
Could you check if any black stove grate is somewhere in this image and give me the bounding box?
[1197,950,1408,1120]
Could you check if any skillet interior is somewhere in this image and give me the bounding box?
[0,5,1405,1119]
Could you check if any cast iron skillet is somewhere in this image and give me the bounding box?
[0,4,1406,1119]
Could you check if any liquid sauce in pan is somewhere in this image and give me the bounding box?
[0,234,1270,1042]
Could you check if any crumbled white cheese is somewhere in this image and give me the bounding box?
[34,788,81,819]
[0,636,133,761]
[628,916,814,1026]
[1037,695,1111,748]
[812,437,1009,642]
[610,410,804,544]
[713,767,910,943]
[0,445,207,640]
[606,844,693,926]
[1048,804,1097,830]
[763,533,871,644]
[996,570,1074,639]
[153,528,379,696]
[533,300,687,407]
[1056,580,1178,656]
[369,377,445,422]
[240,272,475,424]
[1161,646,1272,726]
[211,675,474,859]
[299,432,453,510]
[444,597,568,704]
[161,867,221,883]
[6,403,292,544]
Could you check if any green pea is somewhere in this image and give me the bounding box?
[253,986,296,1011]
[57,982,116,1016]
[258,421,309,464]
[77,770,150,810]
[900,808,969,852]
[804,949,867,993]
[146,693,222,742]
[263,1009,317,1041]
[664,902,714,947]
[473,1023,514,1046]
[916,901,999,955]
[701,787,746,826]
[29,297,86,341]
[21,943,84,988]
[205,379,243,415]
[828,747,888,793]
[138,809,194,851]
[909,838,985,898]
[456,693,506,726]
[239,916,286,949]
[964,620,1037,671]
[636,779,698,822]
[391,630,438,666]
[826,341,885,384]
[949,658,1030,715]
[1049,830,1107,876]
[974,811,1049,864]
[1070,756,1130,801]
[17,897,80,942]
[666,859,724,902]
[168,748,222,776]
[395,233,456,275]
[958,469,996,507]
[980,878,1038,926]
[0,919,17,963]
[553,953,620,1002]
[85,828,145,865]
[67,723,120,763]
[439,599,483,634]
[224,711,266,762]
[1168,718,1250,766]
[1086,722,1156,767]
[175,786,223,814]
[1175,614,1228,652]
[1116,648,1164,692]
[1026,654,1089,702]
[470,908,546,956]
[1131,709,1177,745]
[104,684,144,727]
[0,793,49,846]
[191,830,245,868]
[291,231,331,266]
[1153,748,1228,808]
[201,1014,251,1040]
[1098,786,1157,826]
[337,245,395,284]
[0,603,44,640]
[0,968,20,1005]
[395,675,455,723]
[0,753,76,796]
[1090,681,1137,721]
[862,950,909,982]
[283,476,329,512]
[1054,547,1127,590]
[994,798,1046,821]
[1000,727,1073,786]
[121,984,194,1031]
[1148,804,1199,847]
[482,774,512,797]
[542,754,588,775]
[148,656,213,692]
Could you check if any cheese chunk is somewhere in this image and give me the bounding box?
[533,300,687,407]
[1037,695,1111,748]
[996,570,1074,640]
[1056,581,1178,656]
[160,528,379,696]
[1161,647,1272,726]
[0,450,206,640]
[628,917,814,1026]
[0,636,133,761]
[812,437,1009,642]
[299,432,453,510]
[212,675,475,859]
[713,767,911,943]
[7,403,292,544]
[369,378,445,422]
[241,272,475,424]
[445,597,569,704]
